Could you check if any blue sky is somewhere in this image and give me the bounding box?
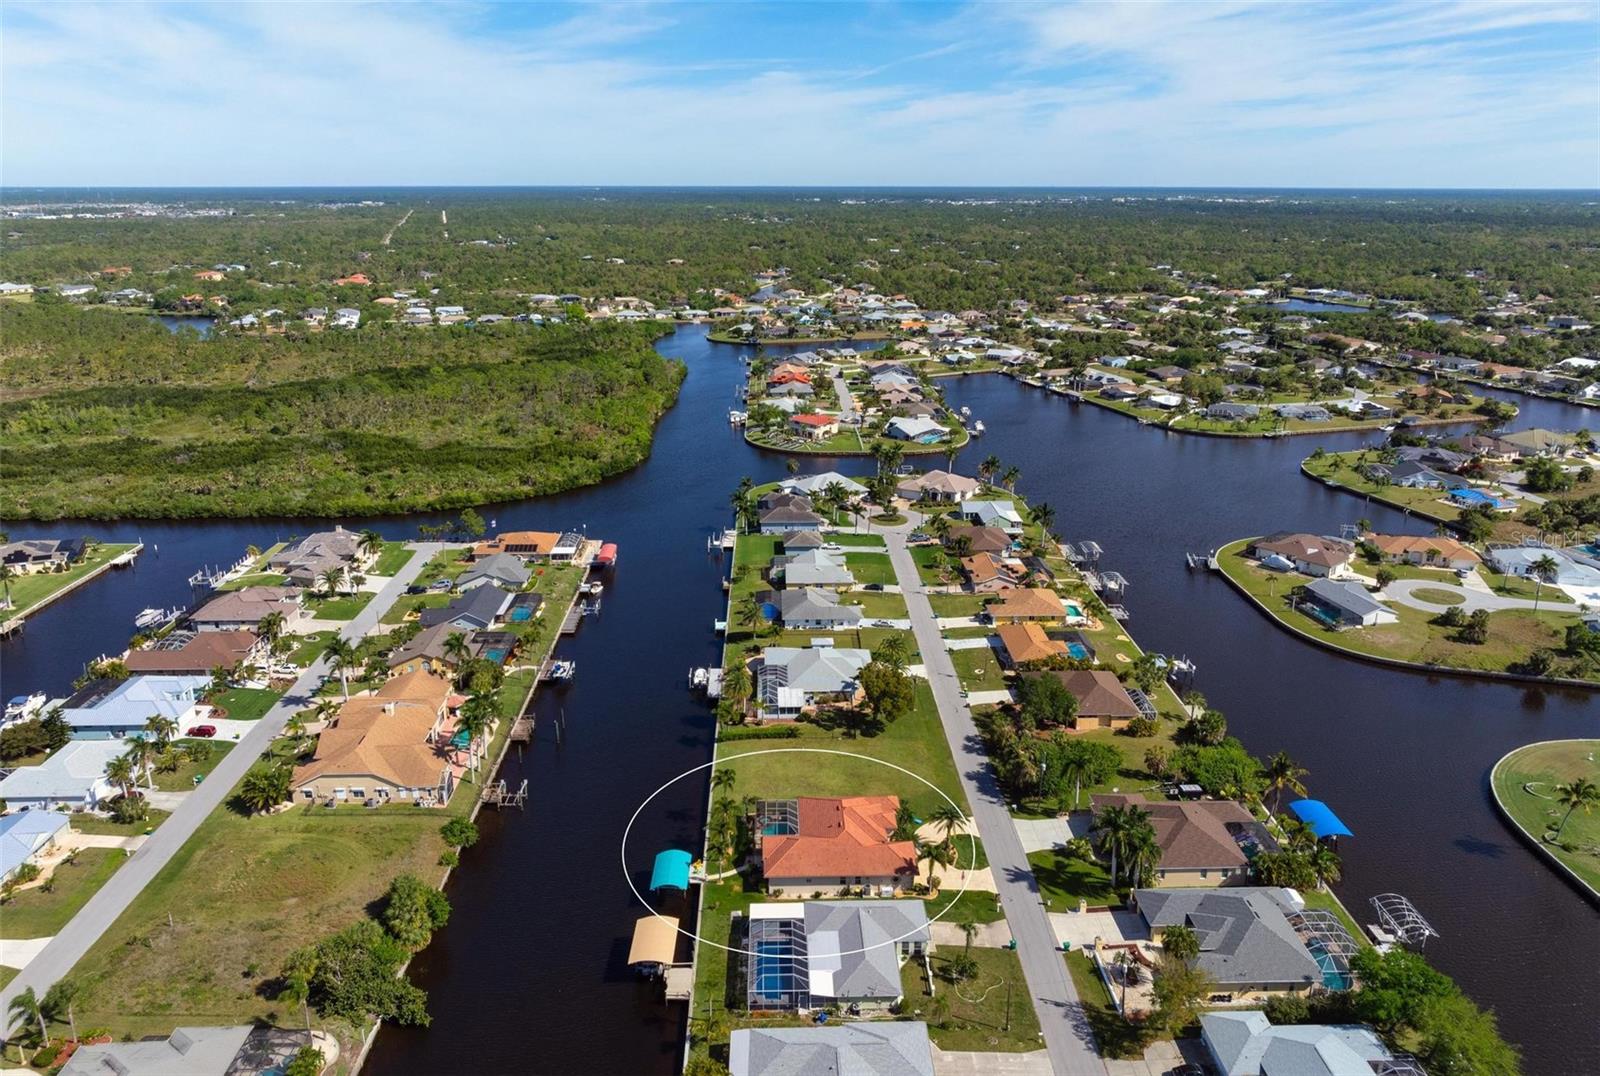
[3,1,1597,188]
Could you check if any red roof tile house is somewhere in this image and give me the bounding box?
[759,796,917,896]
[789,413,841,440]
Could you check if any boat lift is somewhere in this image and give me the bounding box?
[1369,894,1439,949]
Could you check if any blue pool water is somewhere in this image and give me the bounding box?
[1065,603,1084,618]
[484,647,508,663]
[509,607,532,622]
[760,602,779,620]
[1066,642,1090,660]
[754,941,795,995]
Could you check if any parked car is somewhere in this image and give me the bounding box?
[405,584,427,595]
[186,724,217,738]
[863,583,885,591]
[429,579,452,592]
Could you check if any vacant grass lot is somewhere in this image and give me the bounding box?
[1028,848,1118,910]
[900,947,1043,1052]
[208,687,280,722]
[1,543,138,617]
[953,646,1008,692]
[303,590,376,621]
[370,542,416,576]
[1492,739,1600,892]
[0,848,125,939]
[842,552,897,586]
[1064,950,1147,1059]
[152,740,237,791]
[928,593,990,617]
[841,591,910,618]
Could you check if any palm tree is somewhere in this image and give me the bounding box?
[105,753,138,799]
[736,593,764,631]
[42,979,80,1044]
[1263,751,1309,814]
[325,638,358,700]
[1000,465,1021,491]
[1530,554,1560,613]
[731,477,754,533]
[239,764,291,813]
[7,987,46,1052]
[257,609,287,644]
[959,919,978,959]
[979,454,1001,483]
[1552,777,1599,840]
[927,512,953,542]
[0,563,14,610]
[443,631,472,670]
[928,802,966,847]
[143,713,178,749]
[711,768,737,796]
[1059,745,1093,811]
[1124,822,1161,887]
[1311,846,1343,889]
[1029,501,1057,539]
[359,528,384,561]
[319,566,344,598]
[873,440,905,477]
[721,660,752,714]
[917,838,954,890]
[1091,804,1149,886]
[122,739,157,790]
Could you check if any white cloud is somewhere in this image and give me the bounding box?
[1,0,1595,187]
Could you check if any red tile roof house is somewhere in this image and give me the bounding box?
[1248,533,1356,578]
[760,796,918,897]
[789,413,841,440]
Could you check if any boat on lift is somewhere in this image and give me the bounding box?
[959,406,972,418]
[584,581,605,596]
[134,606,176,630]
[971,420,985,436]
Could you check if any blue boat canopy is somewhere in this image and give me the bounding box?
[1290,799,1353,839]
[650,849,693,892]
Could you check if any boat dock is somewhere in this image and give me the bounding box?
[560,605,585,634]
[540,658,576,682]
[0,541,145,636]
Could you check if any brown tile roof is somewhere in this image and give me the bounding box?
[947,525,1011,555]
[1253,534,1353,570]
[1091,793,1254,871]
[292,671,454,789]
[761,796,917,882]
[960,553,1010,586]
[473,531,560,557]
[989,588,1066,620]
[1366,534,1480,564]
[1041,669,1140,719]
[125,631,258,675]
[190,586,301,625]
[997,623,1068,665]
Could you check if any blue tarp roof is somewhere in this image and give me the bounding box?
[1290,799,1353,839]
[650,849,693,892]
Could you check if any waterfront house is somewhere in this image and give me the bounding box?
[0,537,87,573]
[0,810,71,882]
[1206,402,1260,421]
[1250,534,1355,578]
[1485,545,1600,588]
[773,549,855,588]
[779,530,826,552]
[961,499,1026,534]
[1132,887,1329,1000]
[59,674,209,739]
[1363,459,1451,489]
[57,1025,256,1076]
[190,586,305,632]
[456,552,531,592]
[946,524,1012,556]
[756,646,872,719]
[759,502,829,533]
[1091,793,1274,886]
[896,470,981,504]
[789,413,840,440]
[744,900,929,1011]
[996,622,1068,666]
[269,526,374,587]
[884,416,948,443]
[780,472,868,500]
[1029,669,1140,729]
[1199,1011,1399,1076]
[778,587,863,631]
[1301,578,1398,627]
[988,587,1067,623]
[1100,384,1145,402]
[759,796,917,895]
[125,630,261,677]
[418,585,512,631]
[292,670,458,805]
[472,530,573,561]
[1365,534,1481,571]
[386,621,475,679]
[729,1024,934,1076]
[0,739,126,810]
[962,552,1023,592]
[1275,404,1332,422]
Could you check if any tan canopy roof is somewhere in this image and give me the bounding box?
[628,915,680,967]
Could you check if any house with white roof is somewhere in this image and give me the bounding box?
[730,1024,933,1076]
[757,647,871,718]
[0,739,128,809]
[744,900,930,1012]
[1200,1011,1402,1076]
[59,674,210,739]
[0,810,71,881]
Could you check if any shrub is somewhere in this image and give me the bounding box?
[437,849,460,869]
[440,817,478,849]
[1125,715,1158,738]
[718,725,799,741]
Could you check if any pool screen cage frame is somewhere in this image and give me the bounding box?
[1285,908,1361,979]
[753,799,799,836]
[746,915,811,1011]
[1369,893,1439,948]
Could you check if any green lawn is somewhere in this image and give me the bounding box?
[1217,539,1592,681]
[843,552,897,586]
[71,809,171,837]
[1,543,138,618]
[207,687,280,722]
[928,887,1006,925]
[951,837,989,871]
[928,593,990,617]
[303,590,376,621]
[1028,848,1118,911]
[381,592,451,624]
[215,571,290,592]
[0,848,126,939]
[828,533,887,548]
[152,740,237,791]
[1064,950,1149,1059]
[1486,572,1573,604]
[370,542,416,577]
[911,544,955,587]
[1298,887,1371,948]
[715,680,967,817]
[953,646,1008,692]
[841,591,910,618]
[900,947,1043,1052]
[1301,451,1468,524]
[1492,739,1600,892]
[285,631,335,665]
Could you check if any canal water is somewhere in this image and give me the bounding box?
[1,327,1595,1073]
[153,314,216,337]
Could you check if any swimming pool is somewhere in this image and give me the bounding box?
[1066,642,1090,660]
[509,607,533,622]
[1065,603,1085,618]
[483,647,508,663]
[760,602,779,620]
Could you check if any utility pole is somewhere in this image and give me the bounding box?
[1004,977,1012,1032]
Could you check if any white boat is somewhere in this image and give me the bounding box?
[959,406,971,418]
[972,420,985,435]
[544,660,576,681]
[3,691,45,724]
[584,581,605,596]
[134,607,172,629]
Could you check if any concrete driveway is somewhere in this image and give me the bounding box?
[932,1045,1053,1075]
[1381,577,1546,613]
[1014,814,1090,854]
[1050,909,1150,949]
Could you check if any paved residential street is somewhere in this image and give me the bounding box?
[882,517,1108,1076]
[0,544,441,1027]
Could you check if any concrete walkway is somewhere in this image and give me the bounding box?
[1381,577,1546,613]
[883,514,1108,1076]
[1014,815,1090,854]
[930,918,1013,948]
[0,543,442,1032]
[932,1045,1052,1075]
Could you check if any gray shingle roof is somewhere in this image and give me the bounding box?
[803,900,930,1000]
[730,1023,934,1076]
[1135,888,1320,988]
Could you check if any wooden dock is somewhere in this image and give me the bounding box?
[509,717,533,743]
[560,605,584,634]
